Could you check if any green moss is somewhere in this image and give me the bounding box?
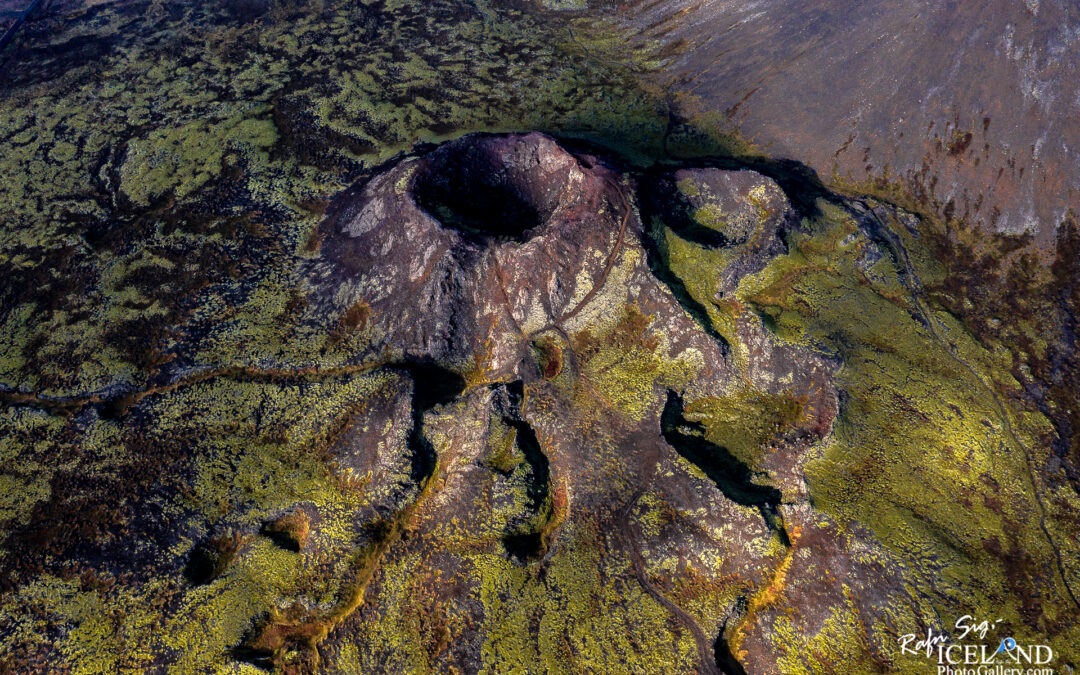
[573,304,700,422]
[685,389,807,469]
[473,520,699,674]
[120,109,277,207]
[653,224,745,360]
[0,0,681,399]
[0,575,164,674]
[484,416,524,474]
[0,407,67,533]
[770,588,915,675]
[690,203,730,232]
[675,178,700,198]
[332,551,431,673]
[2,0,1077,671]
[738,198,1080,656]
[0,368,413,670]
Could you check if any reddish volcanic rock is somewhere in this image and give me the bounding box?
[300,133,908,672]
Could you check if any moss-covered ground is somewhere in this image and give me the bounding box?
[1,0,1079,673]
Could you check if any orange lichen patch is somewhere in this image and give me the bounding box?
[571,304,657,359]
[713,296,745,318]
[742,264,818,311]
[239,515,403,670]
[943,129,974,158]
[669,566,745,611]
[537,476,571,553]
[464,331,498,390]
[729,524,803,659]
[300,224,325,255]
[240,446,448,670]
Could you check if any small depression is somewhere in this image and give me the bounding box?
[411,134,573,243]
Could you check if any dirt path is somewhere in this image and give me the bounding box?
[618,491,723,675]
[534,176,635,338]
[0,357,394,416]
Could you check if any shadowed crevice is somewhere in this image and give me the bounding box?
[660,391,786,546]
[397,358,467,485]
[638,172,735,249]
[413,134,571,243]
[636,178,732,356]
[714,622,750,675]
[496,381,554,561]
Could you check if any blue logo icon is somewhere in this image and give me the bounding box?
[993,637,1017,655]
